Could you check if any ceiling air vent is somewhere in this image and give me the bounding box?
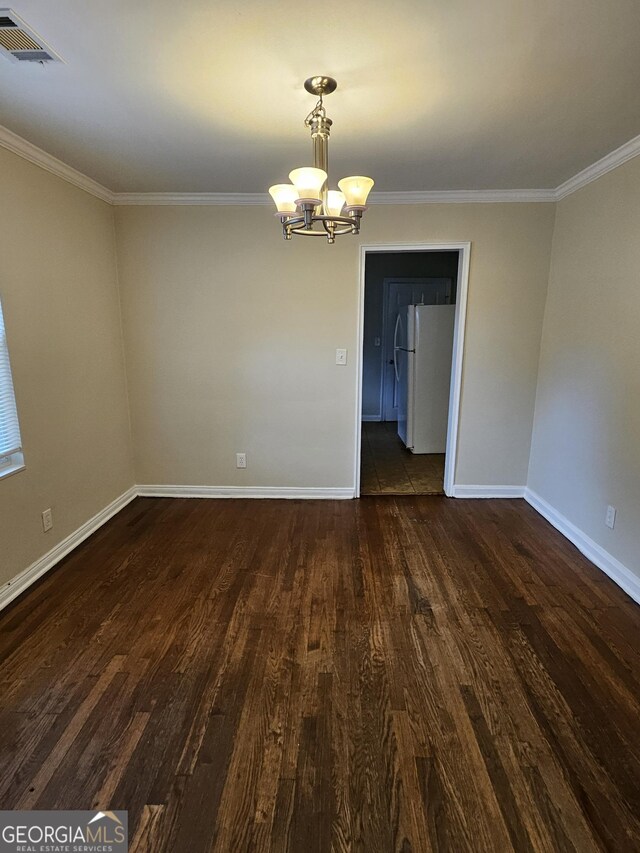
[0,9,62,64]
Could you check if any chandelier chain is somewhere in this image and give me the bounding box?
[304,95,326,128]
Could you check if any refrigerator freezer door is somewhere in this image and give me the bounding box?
[410,305,455,454]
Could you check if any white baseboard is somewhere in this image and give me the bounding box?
[361,415,382,422]
[451,485,526,498]
[5,483,636,618]
[0,486,137,613]
[525,488,640,606]
[137,484,355,500]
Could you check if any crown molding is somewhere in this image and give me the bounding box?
[112,188,556,205]
[555,132,640,200]
[112,192,270,205]
[0,124,114,204]
[371,189,556,203]
[2,122,640,207]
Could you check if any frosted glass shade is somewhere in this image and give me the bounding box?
[338,176,374,208]
[268,184,298,213]
[324,190,346,217]
[289,167,327,203]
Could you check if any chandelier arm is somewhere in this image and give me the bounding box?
[329,224,357,236]
[288,228,354,238]
[320,217,336,243]
[282,214,305,228]
[310,214,357,226]
[288,215,356,229]
[287,217,356,237]
[288,226,327,237]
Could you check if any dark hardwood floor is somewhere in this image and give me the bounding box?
[1,496,639,851]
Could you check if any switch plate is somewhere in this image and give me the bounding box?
[42,508,53,532]
[335,348,347,365]
[605,505,616,529]
[374,337,381,347]
[236,452,247,469]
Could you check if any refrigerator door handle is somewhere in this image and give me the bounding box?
[393,313,401,382]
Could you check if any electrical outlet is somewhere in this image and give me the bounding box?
[42,508,53,532]
[605,505,616,529]
[236,452,247,469]
[335,348,347,365]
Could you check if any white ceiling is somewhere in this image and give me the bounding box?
[1,0,639,193]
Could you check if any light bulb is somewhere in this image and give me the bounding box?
[289,167,327,204]
[324,190,346,217]
[268,184,298,214]
[338,176,374,208]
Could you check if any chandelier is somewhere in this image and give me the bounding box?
[268,76,374,244]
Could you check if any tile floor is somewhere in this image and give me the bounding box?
[360,421,445,495]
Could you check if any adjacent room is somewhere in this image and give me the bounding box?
[360,249,459,495]
[0,2,639,850]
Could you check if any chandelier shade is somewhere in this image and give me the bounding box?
[288,167,327,204]
[338,176,374,209]
[268,184,298,214]
[325,190,346,217]
[269,76,374,244]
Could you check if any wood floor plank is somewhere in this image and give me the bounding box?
[0,496,639,851]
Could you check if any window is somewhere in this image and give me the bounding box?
[0,297,24,478]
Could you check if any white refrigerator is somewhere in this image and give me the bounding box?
[394,304,455,453]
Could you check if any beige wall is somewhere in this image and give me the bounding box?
[0,148,134,586]
[115,202,555,489]
[528,156,640,579]
[4,136,638,599]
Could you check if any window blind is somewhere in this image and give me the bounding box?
[0,298,22,459]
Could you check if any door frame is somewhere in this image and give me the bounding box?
[354,242,471,498]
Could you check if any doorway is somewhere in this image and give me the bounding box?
[355,243,471,498]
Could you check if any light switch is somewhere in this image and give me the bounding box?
[374,337,381,347]
[335,348,347,365]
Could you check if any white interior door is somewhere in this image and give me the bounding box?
[382,278,453,421]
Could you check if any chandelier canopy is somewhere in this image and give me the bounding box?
[269,76,374,244]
